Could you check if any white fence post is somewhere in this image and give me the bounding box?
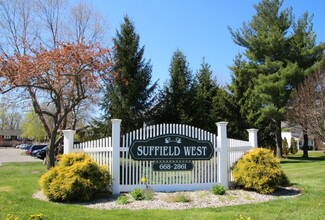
[111,119,122,195]
[216,121,229,189]
[247,129,259,148]
[62,130,76,154]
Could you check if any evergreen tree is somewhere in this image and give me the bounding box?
[101,16,158,134]
[290,137,298,154]
[191,59,219,131]
[227,55,257,140]
[282,137,289,155]
[154,49,193,124]
[190,58,231,132]
[228,0,324,157]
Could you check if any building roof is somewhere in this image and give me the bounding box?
[281,121,303,138]
[0,129,22,136]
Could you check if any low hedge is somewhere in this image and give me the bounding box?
[39,152,110,202]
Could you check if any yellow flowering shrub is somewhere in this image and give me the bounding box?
[231,148,289,194]
[39,152,110,202]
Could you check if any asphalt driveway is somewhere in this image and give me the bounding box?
[0,147,41,165]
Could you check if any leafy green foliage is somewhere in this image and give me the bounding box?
[129,188,153,201]
[21,110,46,142]
[130,188,145,200]
[116,195,129,205]
[232,148,289,194]
[39,153,110,202]
[211,184,226,195]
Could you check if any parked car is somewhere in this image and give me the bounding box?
[24,145,33,154]
[27,144,47,156]
[16,144,26,149]
[31,146,47,157]
[15,143,31,149]
[36,147,47,160]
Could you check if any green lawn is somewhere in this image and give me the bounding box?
[0,151,324,220]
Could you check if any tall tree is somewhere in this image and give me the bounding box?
[101,16,157,133]
[0,0,106,113]
[286,63,325,157]
[0,0,109,167]
[229,0,324,157]
[0,42,113,168]
[154,49,193,124]
[191,58,229,132]
[191,59,218,131]
[227,55,257,140]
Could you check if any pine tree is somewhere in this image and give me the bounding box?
[228,0,324,157]
[101,16,157,134]
[154,49,193,124]
[191,59,219,131]
[190,58,231,132]
[227,55,257,140]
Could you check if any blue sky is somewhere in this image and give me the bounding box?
[79,0,325,87]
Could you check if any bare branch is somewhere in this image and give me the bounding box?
[286,67,325,142]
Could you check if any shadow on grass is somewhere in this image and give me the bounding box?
[271,186,301,197]
[281,155,325,164]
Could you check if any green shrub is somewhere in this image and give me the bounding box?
[39,152,110,202]
[129,187,153,201]
[130,188,144,200]
[211,184,226,195]
[116,195,129,205]
[231,148,289,194]
[282,137,289,155]
[290,137,298,154]
[164,193,192,203]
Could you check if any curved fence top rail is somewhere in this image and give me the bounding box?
[124,123,217,141]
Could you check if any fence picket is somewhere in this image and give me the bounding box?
[67,123,256,193]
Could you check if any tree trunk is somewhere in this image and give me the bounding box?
[275,121,283,158]
[46,130,58,169]
[302,131,309,158]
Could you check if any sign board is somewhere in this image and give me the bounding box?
[153,161,193,171]
[129,134,214,160]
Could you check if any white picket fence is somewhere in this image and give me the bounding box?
[63,120,258,194]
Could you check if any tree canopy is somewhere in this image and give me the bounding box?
[0,42,113,168]
[0,0,110,168]
[21,110,47,142]
[228,0,324,157]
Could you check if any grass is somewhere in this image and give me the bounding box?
[0,151,324,220]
